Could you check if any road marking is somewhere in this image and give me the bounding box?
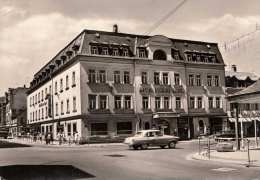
[211,167,237,172]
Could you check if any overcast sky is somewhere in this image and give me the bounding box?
[0,0,260,95]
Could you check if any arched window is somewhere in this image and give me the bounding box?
[153,49,167,60]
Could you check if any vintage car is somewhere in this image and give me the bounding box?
[214,132,238,142]
[124,130,179,150]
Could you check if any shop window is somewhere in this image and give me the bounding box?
[117,122,132,135]
[91,123,108,135]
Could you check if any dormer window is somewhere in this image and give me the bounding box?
[102,47,109,55]
[122,48,129,57]
[112,48,119,56]
[91,46,98,54]
[153,49,166,60]
[138,49,146,58]
[187,54,192,61]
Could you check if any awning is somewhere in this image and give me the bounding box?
[229,117,260,123]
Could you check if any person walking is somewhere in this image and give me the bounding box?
[74,131,79,145]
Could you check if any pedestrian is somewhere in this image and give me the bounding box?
[50,133,54,145]
[74,131,79,145]
[58,131,62,145]
[47,133,51,145]
[45,133,48,144]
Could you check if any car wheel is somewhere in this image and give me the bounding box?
[168,141,176,149]
[133,145,139,150]
[141,144,148,150]
[160,145,166,149]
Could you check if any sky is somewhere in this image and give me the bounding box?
[0,0,260,95]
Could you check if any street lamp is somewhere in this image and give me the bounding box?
[234,103,240,151]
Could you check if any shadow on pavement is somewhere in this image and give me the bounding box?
[0,165,95,180]
[0,140,32,148]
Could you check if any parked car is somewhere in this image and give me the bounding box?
[124,130,179,150]
[214,132,238,142]
[0,128,9,139]
[216,142,234,152]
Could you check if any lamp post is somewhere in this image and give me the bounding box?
[234,103,240,151]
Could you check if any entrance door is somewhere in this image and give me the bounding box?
[177,118,189,140]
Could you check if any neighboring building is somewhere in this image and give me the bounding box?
[227,79,260,137]
[226,65,258,95]
[0,96,6,127]
[27,25,227,140]
[5,87,28,136]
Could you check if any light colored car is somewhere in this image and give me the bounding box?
[124,129,179,150]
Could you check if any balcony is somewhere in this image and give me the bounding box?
[154,85,172,95]
[189,108,206,114]
[113,109,134,114]
[87,83,112,93]
[113,83,134,94]
[174,108,185,114]
[172,85,185,94]
[88,109,111,114]
[208,108,225,114]
[139,84,154,95]
[155,108,173,113]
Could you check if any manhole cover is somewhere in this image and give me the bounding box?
[212,167,237,172]
[105,154,126,157]
[0,165,95,180]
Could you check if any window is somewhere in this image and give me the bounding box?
[55,81,57,94]
[35,111,37,121]
[117,122,132,135]
[42,108,44,119]
[45,88,48,98]
[112,48,119,56]
[49,85,52,94]
[66,99,70,114]
[162,73,168,85]
[32,96,34,106]
[99,95,107,109]
[38,109,40,120]
[73,123,77,134]
[196,55,201,61]
[216,97,220,108]
[91,123,107,135]
[196,75,201,86]
[214,76,219,87]
[88,69,96,83]
[123,48,129,57]
[207,75,212,86]
[197,97,202,109]
[66,75,69,90]
[208,97,213,109]
[164,97,169,109]
[124,96,131,109]
[141,72,148,84]
[45,106,48,118]
[38,92,40,103]
[55,103,58,116]
[67,123,71,136]
[88,95,96,110]
[99,70,106,83]
[72,71,76,87]
[155,97,161,109]
[154,72,160,85]
[153,49,166,60]
[101,47,109,55]
[175,97,181,109]
[187,54,192,61]
[142,96,149,109]
[91,46,98,54]
[60,78,63,92]
[189,97,195,109]
[61,101,64,114]
[174,73,180,85]
[114,96,121,109]
[189,74,194,86]
[114,71,120,83]
[123,71,130,84]
[73,97,76,112]
[138,49,146,58]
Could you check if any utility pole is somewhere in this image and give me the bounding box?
[234,103,240,150]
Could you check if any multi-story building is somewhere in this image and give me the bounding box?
[0,96,6,127]
[5,87,28,136]
[27,25,226,140]
[227,79,260,137]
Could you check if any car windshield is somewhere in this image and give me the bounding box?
[134,132,143,136]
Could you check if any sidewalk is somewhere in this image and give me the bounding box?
[192,148,260,167]
[1,138,124,148]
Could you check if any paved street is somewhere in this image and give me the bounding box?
[1,140,260,180]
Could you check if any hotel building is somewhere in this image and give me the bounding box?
[27,25,227,140]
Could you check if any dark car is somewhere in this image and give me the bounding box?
[214,132,238,142]
[0,128,9,139]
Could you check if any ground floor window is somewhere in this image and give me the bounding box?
[73,123,77,133]
[117,122,132,135]
[91,123,108,135]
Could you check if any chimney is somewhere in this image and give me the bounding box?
[113,24,118,33]
[231,65,237,72]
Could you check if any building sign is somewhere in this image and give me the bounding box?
[38,102,47,108]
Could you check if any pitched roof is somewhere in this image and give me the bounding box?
[225,71,258,81]
[231,79,260,96]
